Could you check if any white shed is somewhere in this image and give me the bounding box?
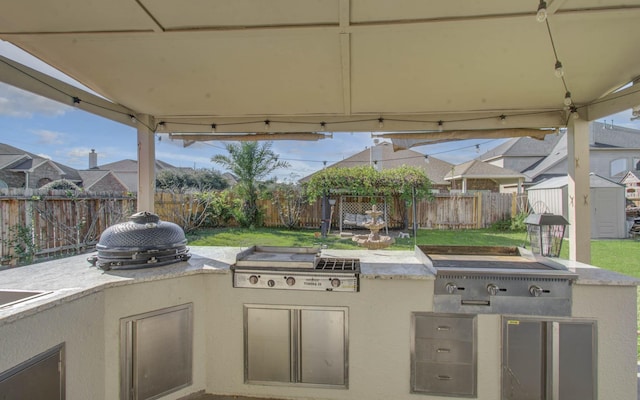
[527,174,627,239]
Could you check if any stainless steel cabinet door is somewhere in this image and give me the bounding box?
[246,307,292,383]
[502,319,545,400]
[244,305,348,387]
[121,304,193,400]
[558,322,596,400]
[0,344,65,400]
[502,317,596,400]
[300,309,346,386]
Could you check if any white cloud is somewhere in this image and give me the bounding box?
[0,83,72,117]
[32,129,65,145]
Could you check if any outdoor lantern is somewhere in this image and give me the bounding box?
[525,213,569,257]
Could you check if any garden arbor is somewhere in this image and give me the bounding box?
[304,166,432,236]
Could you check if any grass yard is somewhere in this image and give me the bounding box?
[189,227,640,357]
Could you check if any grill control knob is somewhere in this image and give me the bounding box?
[267,279,276,287]
[487,284,499,296]
[445,283,457,294]
[331,278,341,288]
[286,277,296,286]
[249,275,259,285]
[529,285,543,297]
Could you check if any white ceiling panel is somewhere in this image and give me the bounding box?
[1,0,639,132]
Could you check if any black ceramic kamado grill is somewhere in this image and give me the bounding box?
[87,212,191,270]
[232,246,360,292]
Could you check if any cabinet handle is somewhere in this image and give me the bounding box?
[437,375,452,380]
[437,325,450,331]
[436,348,451,353]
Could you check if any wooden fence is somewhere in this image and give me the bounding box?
[0,190,527,266]
[0,190,137,266]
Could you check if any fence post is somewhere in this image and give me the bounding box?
[511,193,517,218]
[476,192,483,228]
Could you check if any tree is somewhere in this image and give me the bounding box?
[212,142,290,227]
[265,180,307,229]
[155,168,228,193]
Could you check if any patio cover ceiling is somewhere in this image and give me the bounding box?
[1,0,640,140]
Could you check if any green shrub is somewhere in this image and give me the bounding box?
[490,212,528,232]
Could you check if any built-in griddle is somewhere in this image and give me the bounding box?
[232,246,360,292]
[416,245,577,316]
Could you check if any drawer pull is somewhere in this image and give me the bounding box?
[436,325,451,331]
[461,300,490,306]
[437,375,452,380]
[436,348,451,353]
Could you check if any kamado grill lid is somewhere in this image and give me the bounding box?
[88,212,191,271]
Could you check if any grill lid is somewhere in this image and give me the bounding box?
[88,212,191,270]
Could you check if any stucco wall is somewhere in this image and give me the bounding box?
[103,276,208,400]
[572,284,638,400]
[0,273,636,400]
[0,292,106,400]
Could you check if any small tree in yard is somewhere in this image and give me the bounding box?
[212,142,290,228]
[265,180,307,229]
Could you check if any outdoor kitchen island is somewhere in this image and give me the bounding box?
[0,246,637,400]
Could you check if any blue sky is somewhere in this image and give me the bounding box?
[1,40,639,181]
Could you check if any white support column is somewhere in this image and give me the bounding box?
[136,114,156,213]
[567,118,591,263]
[462,178,467,193]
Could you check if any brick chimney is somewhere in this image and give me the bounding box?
[89,149,98,169]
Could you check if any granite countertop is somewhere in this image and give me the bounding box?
[552,258,640,286]
[0,246,432,325]
[320,249,433,280]
[1,246,636,326]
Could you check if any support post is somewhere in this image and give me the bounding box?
[320,192,329,237]
[137,114,156,213]
[567,118,591,263]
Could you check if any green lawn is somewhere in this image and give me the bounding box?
[190,227,639,357]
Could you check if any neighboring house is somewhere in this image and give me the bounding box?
[480,134,563,173]
[444,160,526,193]
[0,143,82,189]
[620,170,640,206]
[77,170,128,193]
[0,143,180,193]
[480,122,640,186]
[300,142,454,192]
[97,158,187,192]
[527,174,627,239]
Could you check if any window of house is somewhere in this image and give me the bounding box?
[610,158,627,176]
[37,177,52,187]
[634,158,640,171]
[0,179,7,189]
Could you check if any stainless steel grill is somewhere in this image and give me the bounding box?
[232,246,360,292]
[315,258,360,272]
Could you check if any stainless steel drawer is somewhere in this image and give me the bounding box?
[414,314,474,341]
[413,362,475,396]
[414,338,474,364]
[411,313,477,397]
